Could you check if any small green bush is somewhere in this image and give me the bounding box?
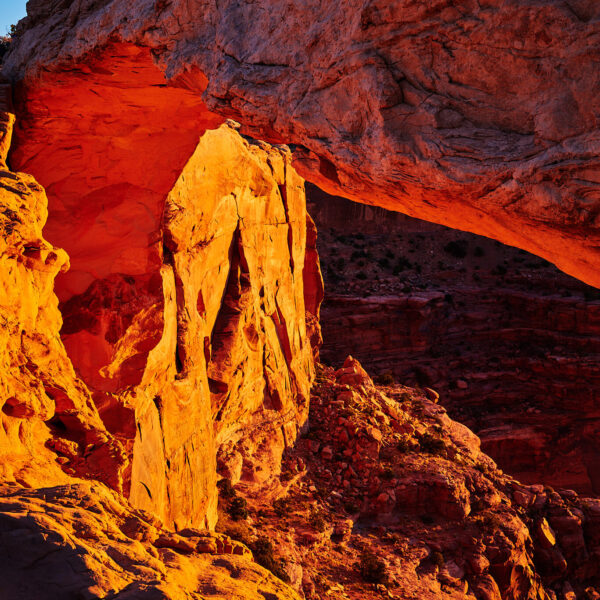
[419,432,447,456]
[273,496,292,517]
[309,508,327,532]
[396,436,411,453]
[252,537,290,583]
[375,372,395,386]
[359,551,388,584]
[443,240,468,259]
[227,496,248,521]
[380,466,394,481]
[431,551,445,569]
[217,478,237,499]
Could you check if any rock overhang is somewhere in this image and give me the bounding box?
[4,0,600,287]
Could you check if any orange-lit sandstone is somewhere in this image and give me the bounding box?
[1,1,600,598]
[0,112,126,491]
[5,0,600,287]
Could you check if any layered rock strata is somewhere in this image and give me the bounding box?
[311,189,600,494]
[4,0,600,287]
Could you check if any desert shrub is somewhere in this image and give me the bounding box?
[227,496,248,521]
[431,551,445,569]
[273,496,292,517]
[377,257,390,269]
[380,466,394,480]
[359,551,388,584]
[222,521,253,547]
[356,271,368,280]
[351,249,367,260]
[393,257,412,274]
[419,432,447,456]
[375,371,395,386]
[0,25,16,61]
[493,264,508,276]
[396,436,411,453]
[474,245,485,257]
[443,240,468,258]
[252,537,290,583]
[0,37,10,60]
[309,507,327,532]
[217,478,237,499]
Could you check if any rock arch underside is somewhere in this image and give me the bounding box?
[1,1,600,599]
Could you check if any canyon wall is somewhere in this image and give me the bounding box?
[0,98,319,532]
[312,190,600,494]
[4,0,600,288]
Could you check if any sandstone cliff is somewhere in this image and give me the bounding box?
[0,95,320,530]
[4,0,600,287]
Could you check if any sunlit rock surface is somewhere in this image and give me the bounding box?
[0,96,319,532]
[0,481,301,600]
[0,112,126,492]
[5,0,600,287]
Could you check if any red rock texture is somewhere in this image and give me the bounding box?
[216,358,600,600]
[0,481,301,600]
[5,0,600,288]
[0,111,128,492]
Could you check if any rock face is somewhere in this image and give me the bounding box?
[0,97,319,536]
[0,111,126,492]
[218,357,600,600]
[4,0,600,288]
[0,481,301,600]
[311,189,600,494]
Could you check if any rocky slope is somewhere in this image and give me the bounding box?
[217,357,600,600]
[4,0,600,287]
[311,188,600,495]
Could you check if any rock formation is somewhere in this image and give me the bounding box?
[0,86,319,532]
[0,97,319,596]
[1,1,600,598]
[218,357,600,600]
[0,481,302,600]
[4,0,600,288]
